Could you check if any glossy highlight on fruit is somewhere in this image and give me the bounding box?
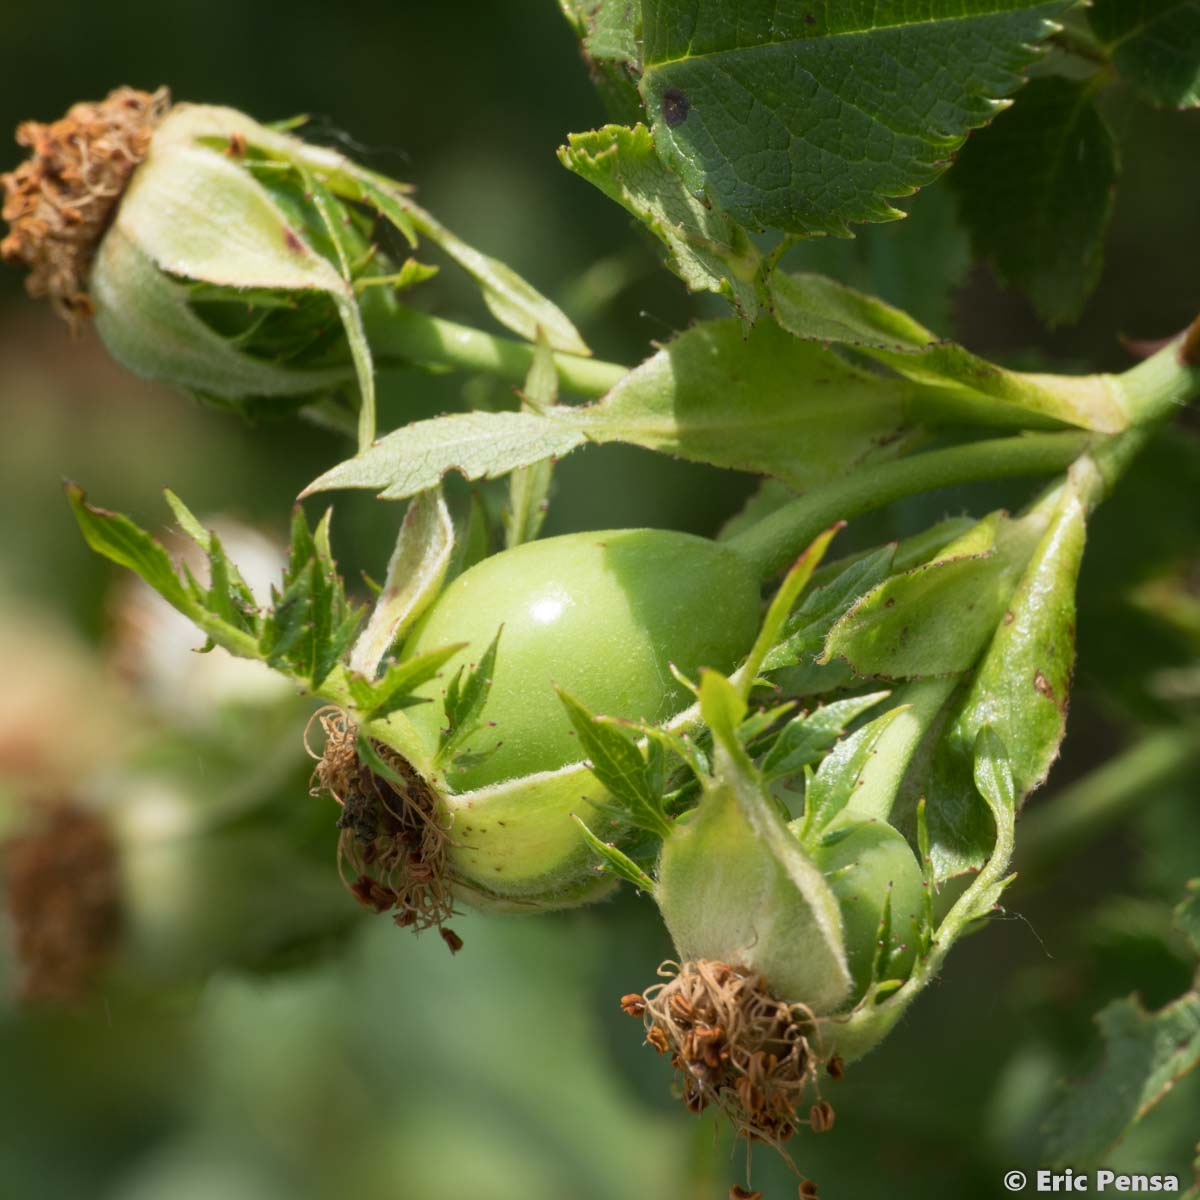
[403,528,762,791]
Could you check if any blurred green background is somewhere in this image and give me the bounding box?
[1,4,1198,1198]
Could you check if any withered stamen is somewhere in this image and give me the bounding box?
[634,959,833,1153]
[308,707,458,948]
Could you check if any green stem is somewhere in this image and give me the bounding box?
[1016,729,1199,881]
[363,306,629,399]
[727,432,1094,582]
[1116,323,1200,425]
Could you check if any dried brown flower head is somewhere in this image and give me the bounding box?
[1,86,169,326]
[626,959,838,1151]
[308,707,459,948]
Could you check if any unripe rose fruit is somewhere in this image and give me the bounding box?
[403,528,763,791]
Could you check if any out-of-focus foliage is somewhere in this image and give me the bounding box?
[2,2,1199,1197]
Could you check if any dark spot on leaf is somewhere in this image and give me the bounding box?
[283,227,304,253]
[803,12,816,24]
[661,87,690,128]
[884,597,896,608]
[1034,671,1055,700]
[1003,610,1015,625]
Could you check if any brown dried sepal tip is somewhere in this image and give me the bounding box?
[629,960,837,1149]
[1181,313,1200,368]
[308,708,461,952]
[2,799,121,1004]
[1,86,169,327]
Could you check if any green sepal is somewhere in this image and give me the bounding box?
[350,488,455,680]
[557,688,673,839]
[345,644,464,724]
[800,706,911,838]
[570,814,656,892]
[436,629,502,771]
[920,470,1089,879]
[654,669,853,1014]
[760,692,892,782]
[822,508,1050,679]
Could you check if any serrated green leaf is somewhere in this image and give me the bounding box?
[760,692,892,782]
[1043,987,1200,1167]
[640,0,1069,236]
[571,814,657,891]
[559,0,646,123]
[558,688,672,838]
[305,316,918,500]
[301,410,587,500]
[559,124,760,316]
[261,564,314,672]
[738,523,840,689]
[770,271,1129,431]
[69,486,265,664]
[347,642,463,722]
[951,77,1118,325]
[571,0,639,63]
[204,528,257,633]
[68,484,193,614]
[163,488,212,551]
[256,506,364,687]
[1090,0,1200,109]
[763,545,898,672]
[350,489,455,678]
[438,629,502,767]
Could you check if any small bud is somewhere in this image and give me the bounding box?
[2,90,406,422]
[655,726,854,1016]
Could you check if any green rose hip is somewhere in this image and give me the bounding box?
[402,528,763,791]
